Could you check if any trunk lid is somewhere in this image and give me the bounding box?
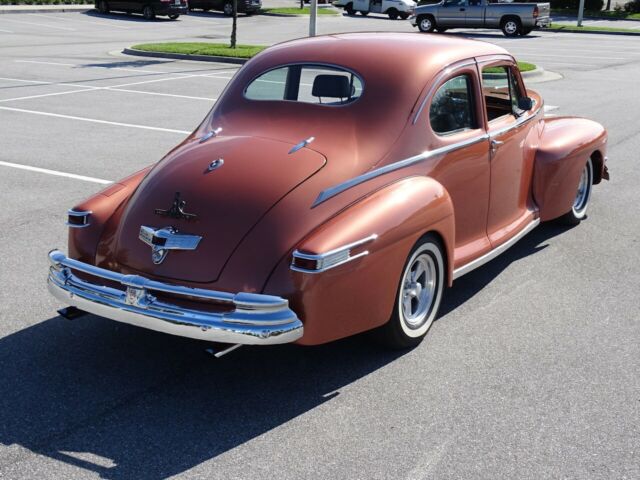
[114,136,326,283]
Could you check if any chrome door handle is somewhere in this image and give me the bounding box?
[490,139,504,152]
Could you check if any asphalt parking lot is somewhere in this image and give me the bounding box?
[1,10,639,480]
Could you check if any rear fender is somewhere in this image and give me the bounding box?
[533,117,607,221]
[264,176,455,345]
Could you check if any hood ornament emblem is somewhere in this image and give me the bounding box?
[154,192,197,221]
[206,158,224,173]
[139,226,202,265]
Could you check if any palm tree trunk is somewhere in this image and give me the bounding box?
[230,0,238,49]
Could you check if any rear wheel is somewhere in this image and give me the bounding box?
[520,27,533,35]
[376,234,445,349]
[168,13,179,19]
[417,14,436,32]
[388,8,399,19]
[501,17,521,36]
[142,5,155,19]
[223,1,233,15]
[344,3,354,15]
[558,158,593,225]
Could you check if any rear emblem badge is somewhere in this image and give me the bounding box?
[154,192,197,221]
[139,225,202,265]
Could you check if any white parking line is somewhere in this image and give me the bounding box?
[0,76,99,89]
[31,13,131,29]
[107,87,216,101]
[0,161,112,184]
[0,88,96,103]
[0,106,191,134]
[0,18,76,31]
[16,60,77,67]
[0,28,14,33]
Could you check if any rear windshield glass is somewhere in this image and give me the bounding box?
[244,64,363,105]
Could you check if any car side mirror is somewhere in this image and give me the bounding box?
[518,96,534,111]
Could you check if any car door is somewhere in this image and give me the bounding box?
[438,0,467,27]
[354,0,370,12]
[422,65,493,268]
[479,60,538,247]
[465,0,485,26]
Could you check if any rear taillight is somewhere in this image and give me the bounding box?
[533,5,539,17]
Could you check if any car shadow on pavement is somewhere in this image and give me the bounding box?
[0,222,570,479]
[0,312,404,479]
[439,221,574,317]
[84,10,179,22]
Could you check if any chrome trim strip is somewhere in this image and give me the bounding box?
[291,234,377,273]
[289,136,315,154]
[488,110,539,138]
[199,127,222,143]
[313,134,489,207]
[452,218,540,280]
[47,250,302,345]
[413,58,478,125]
[66,209,92,229]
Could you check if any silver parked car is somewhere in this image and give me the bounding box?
[410,0,551,36]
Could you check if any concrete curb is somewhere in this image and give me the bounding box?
[122,47,249,64]
[0,5,92,14]
[548,26,640,36]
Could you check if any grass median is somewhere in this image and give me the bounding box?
[261,7,340,15]
[548,24,640,33]
[131,43,266,59]
[131,44,539,73]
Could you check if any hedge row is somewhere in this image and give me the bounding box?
[550,0,604,11]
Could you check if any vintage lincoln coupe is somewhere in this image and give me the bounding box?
[48,33,608,351]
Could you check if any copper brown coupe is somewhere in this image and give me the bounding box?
[48,33,609,350]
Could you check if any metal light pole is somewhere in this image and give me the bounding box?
[577,0,585,27]
[309,0,317,36]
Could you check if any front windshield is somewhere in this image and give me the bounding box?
[244,64,364,105]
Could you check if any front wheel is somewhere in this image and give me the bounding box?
[168,13,179,19]
[344,3,355,15]
[142,5,155,19]
[501,17,521,36]
[377,234,445,349]
[388,9,399,19]
[558,158,593,225]
[417,15,436,33]
[97,0,110,13]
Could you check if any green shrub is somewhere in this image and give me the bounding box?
[624,0,640,12]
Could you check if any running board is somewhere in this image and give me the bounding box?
[452,218,540,280]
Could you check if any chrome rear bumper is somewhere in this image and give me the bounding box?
[47,250,303,345]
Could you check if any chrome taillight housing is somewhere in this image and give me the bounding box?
[66,209,91,228]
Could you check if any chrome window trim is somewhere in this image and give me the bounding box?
[412,58,477,125]
[452,217,540,280]
[66,209,92,229]
[291,234,378,273]
[312,134,488,207]
[487,108,540,138]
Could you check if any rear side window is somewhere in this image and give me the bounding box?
[429,74,475,135]
[245,64,363,105]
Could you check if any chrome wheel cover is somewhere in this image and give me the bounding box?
[224,3,233,14]
[505,21,518,34]
[420,18,432,31]
[572,159,593,217]
[397,242,443,338]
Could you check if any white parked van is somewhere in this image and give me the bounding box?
[333,0,417,19]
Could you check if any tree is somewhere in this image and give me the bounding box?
[230,0,238,49]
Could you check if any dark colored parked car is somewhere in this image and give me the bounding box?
[189,0,262,16]
[95,0,188,20]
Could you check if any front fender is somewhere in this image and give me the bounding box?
[264,176,455,345]
[533,116,607,221]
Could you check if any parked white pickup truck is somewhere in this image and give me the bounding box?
[333,0,417,19]
[411,0,551,36]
